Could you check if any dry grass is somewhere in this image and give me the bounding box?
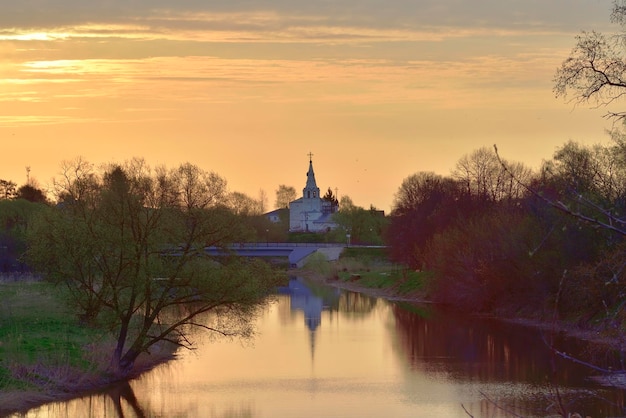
[0,333,179,416]
[0,280,174,416]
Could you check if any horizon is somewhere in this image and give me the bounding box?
[0,0,619,212]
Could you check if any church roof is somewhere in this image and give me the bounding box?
[305,158,318,190]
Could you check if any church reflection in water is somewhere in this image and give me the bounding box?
[277,277,381,361]
[16,278,625,418]
[277,278,328,333]
[277,278,335,360]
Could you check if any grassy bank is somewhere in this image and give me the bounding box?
[0,280,147,414]
[0,280,105,414]
[0,279,181,416]
[300,247,431,299]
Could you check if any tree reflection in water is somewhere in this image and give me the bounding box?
[390,303,626,416]
[17,280,625,417]
[108,381,146,418]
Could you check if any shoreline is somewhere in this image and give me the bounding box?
[0,345,177,417]
[295,268,626,353]
[2,268,624,416]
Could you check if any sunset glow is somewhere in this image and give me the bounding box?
[0,1,617,211]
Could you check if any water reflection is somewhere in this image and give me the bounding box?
[389,304,626,415]
[15,278,626,418]
[109,381,146,418]
[16,381,149,418]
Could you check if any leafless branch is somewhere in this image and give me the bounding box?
[494,145,626,236]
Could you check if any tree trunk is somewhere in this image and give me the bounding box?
[110,315,132,377]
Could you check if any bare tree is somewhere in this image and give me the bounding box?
[554,1,626,121]
[453,146,531,202]
[172,162,227,210]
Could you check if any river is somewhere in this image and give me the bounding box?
[14,278,626,417]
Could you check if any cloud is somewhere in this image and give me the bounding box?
[0,115,89,127]
[0,1,612,34]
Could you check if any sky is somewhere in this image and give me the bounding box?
[0,0,620,212]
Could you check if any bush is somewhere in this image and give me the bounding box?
[425,208,548,313]
[561,242,626,329]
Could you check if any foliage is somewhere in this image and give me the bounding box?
[303,251,333,277]
[0,199,47,274]
[243,211,289,243]
[275,184,296,209]
[330,203,387,245]
[386,172,467,267]
[322,187,339,207]
[25,159,282,377]
[299,245,425,296]
[341,246,389,263]
[336,267,427,295]
[15,184,48,204]
[227,191,264,216]
[560,241,626,332]
[0,180,17,200]
[288,231,336,243]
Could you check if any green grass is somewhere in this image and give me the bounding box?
[302,246,430,296]
[337,267,430,294]
[341,246,389,263]
[0,281,100,391]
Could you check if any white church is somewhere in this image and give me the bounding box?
[288,155,338,232]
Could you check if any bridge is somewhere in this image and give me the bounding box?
[203,242,347,268]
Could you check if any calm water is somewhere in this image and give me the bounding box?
[15,278,626,417]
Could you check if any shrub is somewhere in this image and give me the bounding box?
[425,208,548,313]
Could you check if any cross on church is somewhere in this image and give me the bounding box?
[308,152,314,162]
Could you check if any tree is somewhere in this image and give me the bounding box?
[26,159,281,377]
[339,195,355,211]
[257,189,268,213]
[228,191,263,216]
[274,185,296,209]
[453,146,530,203]
[0,198,46,273]
[322,187,339,207]
[554,1,626,121]
[0,180,17,200]
[331,202,387,245]
[15,183,48,204]
[387,172,464,267]
[172,162,227,210]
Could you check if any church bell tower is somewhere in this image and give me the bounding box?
[303,152,320,200]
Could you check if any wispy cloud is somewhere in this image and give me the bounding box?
[0,1,611,32]
[0,115,91,127]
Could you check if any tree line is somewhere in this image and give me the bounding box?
[1,158,285,377]
[384,1,626,332]
[386,141,625,327]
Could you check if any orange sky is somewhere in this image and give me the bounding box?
[0,1,618,212]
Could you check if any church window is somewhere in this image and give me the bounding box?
[307,191,310,198]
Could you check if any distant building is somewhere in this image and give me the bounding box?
[289,155,338,232]
[265,208,285,223]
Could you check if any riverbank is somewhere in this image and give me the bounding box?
[294,261,626,355]
[0,280,177,417]
[0,352,174,417]
[2,258,624,416]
